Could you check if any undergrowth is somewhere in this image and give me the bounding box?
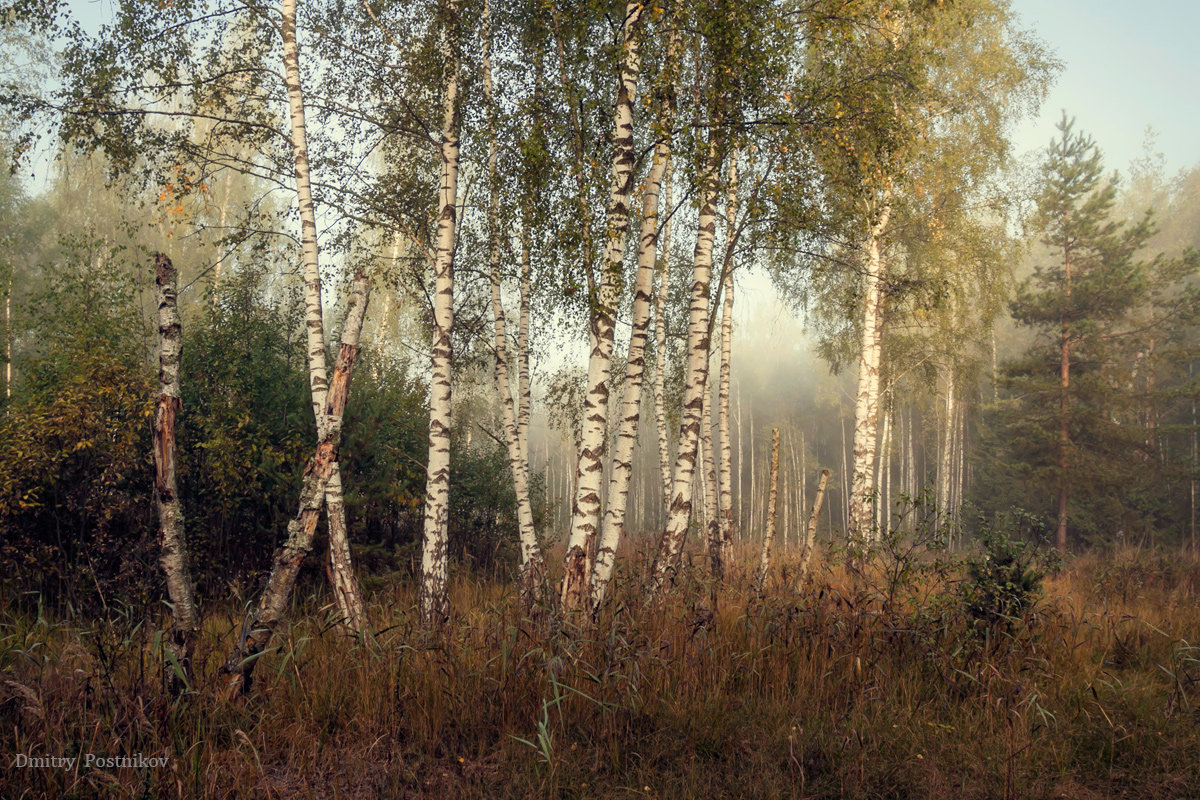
[2,543,1199,799]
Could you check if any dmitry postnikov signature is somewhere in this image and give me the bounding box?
[11,753,169,770]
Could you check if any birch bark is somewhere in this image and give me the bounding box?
[936,368,955,531]
[590,35,675,609]
[325,463,364,631]
[282,0,328,430]
[848,200,892,544]
[222,269,370,695]
[875,404,891,534]
[420,0,463,626]
[561,0,644,614]
[648,137,721,599]
[800,468,831,578]
[716,154,738,568]
[153,254,199,692]
[653,162,674,518]
[4,281,9,399]
[483,0,544,602]
[755,428,780,593]
[281,0,365,632]
[702,372,722,577]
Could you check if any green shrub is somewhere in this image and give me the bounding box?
[960,516,1057,628]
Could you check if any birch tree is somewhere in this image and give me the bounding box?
[152,253,200,691]
[560,0,645,615]
[482,0,544,603]
[652,163,676,519]
[280,0,367,633]
[755,427,780,592]
[222,267,371,694]
[420,0,464,626]
[716,160,738,566]
[589,17,680,612]
[648,131,722,598]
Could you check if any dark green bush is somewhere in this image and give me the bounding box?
[959,516,1056,628]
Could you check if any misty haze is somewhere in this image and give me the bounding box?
[1,0,1198,797]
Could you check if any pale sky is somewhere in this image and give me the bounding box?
[1007,0,1200,177]
[66,0,1200,174]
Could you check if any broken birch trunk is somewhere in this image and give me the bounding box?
[755,428,780,594]
[221,269,371,696]
[799,468,831,579]
[152,253,199,693]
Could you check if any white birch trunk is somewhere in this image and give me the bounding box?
[954,400,965,533]
[4,278,10,399]
[875,404,891,534]
[420,0,462,626]
[483,0,544,602]
[153,254,199,692]
[280,0,365,631]
[800,431,807,534]
[648,138,721,599]
[653,161,675,519]
[736,383,744,532]
[755,428,780,593]
[325,463,365,632]
[749,407,756,535]
[223,268,370,695]
[936,368,955,535]
[701,377,721,574]
[840,417,849,533]
[800,468,831,578]
[716,155,738,568]
[561,0,644,614]
[848,201,892,544]
[282,0,329,428]
[516,224,534,499]
[590,50,674,610]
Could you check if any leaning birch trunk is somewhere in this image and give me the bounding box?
[561,0,644,615]
[153,254,199,692]
[653,161,675,518]
[799,468,831,578]
[647,138,721,600]
[281,0,328,431]
[420,0,462,626]
[755,428,780,593]
[325,464,365,631]
[279,0,366,632]
[590,53,676,611]
[483,0,544,603]
[847,200,892,545]
[222,269,370,695]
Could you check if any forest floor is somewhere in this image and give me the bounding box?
[2,542,1199,799]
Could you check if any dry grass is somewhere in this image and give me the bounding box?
[2,543,1199,799]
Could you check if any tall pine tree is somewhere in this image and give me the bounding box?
[999,115,1185,549]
